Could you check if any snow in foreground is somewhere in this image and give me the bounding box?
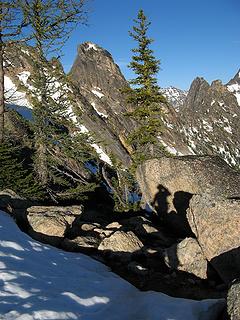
[0,211,225,320]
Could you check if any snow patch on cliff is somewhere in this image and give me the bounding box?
[92,89,105,99]
[227,83,240,106]
[4,76,32,108]
[86,42,98,51]
[91,102,108,118]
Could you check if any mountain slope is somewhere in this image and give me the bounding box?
[178,76,239,168]
[160,86,188,111]
[227,69,240,105]
[69,42,135,165]
[3,43,240,169]
[3,44,124,166]
[160,74,240,169]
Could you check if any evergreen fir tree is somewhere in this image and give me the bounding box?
[126,9,167,161]
[28,51,97,201]
[0,143,45,199]
[17,1,98,201]
[0,0,28,143]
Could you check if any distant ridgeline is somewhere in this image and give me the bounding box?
[3,43,240,172]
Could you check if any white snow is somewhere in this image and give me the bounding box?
[3,59,13,67]
[189,140,197,150]
[218,101,224,107]
[4,76,32,108]
[91,89,104,99]
[159,139,184,156]
[0,211,225,320]
[91,102,108,118]
[91,143,112,165]
[215,145,237,166]
[67,107,111,165]
[160,86,188,111]
[187,146,196,154]
[67,106,112,165]
[165,122,174,129]
[21,48,30,56]
[227,83,240,106]
[17,71,31,86]
[80,125,89,134]
[234,92,240,105]
[211,100,215,106]
[228,83,240,92]
[86,42,98,51]
[223,126,233,134]
[202,120,213,132]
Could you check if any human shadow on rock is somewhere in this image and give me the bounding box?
[209,246,240,285]
[151,184,194,238]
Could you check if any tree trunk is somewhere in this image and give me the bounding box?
[35,140,48,186]
[0,33,4,144]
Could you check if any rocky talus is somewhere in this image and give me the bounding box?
[0,186,230,307]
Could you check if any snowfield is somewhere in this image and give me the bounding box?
[0,211,225,320]
[4,76,32,109]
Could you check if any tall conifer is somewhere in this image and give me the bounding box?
[126,9,166,160]
[21,0,97,201]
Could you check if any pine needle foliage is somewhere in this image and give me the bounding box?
[19,0,98,201]
[0,142,45,199]
[0,0,29,143]
[29,57,97,201]
[125,9,167,161]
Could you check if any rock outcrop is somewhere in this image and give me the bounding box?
[1,199,228,300]
[179,76,240,168]
[69,42,134,165]
[161,74,240,169]
[4,43,131,166]
[227,279,240,320]
[0,189,35,228]
[98,230,143,254]
[227,69,240,105]
[136,155,240,236]
[187,195,240,283]
[163,238,208,279]
[62,235,101,252]
[27,206,83,245]
[160,86,188,111]
[4,43,240,168]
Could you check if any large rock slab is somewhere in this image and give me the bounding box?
[120,216,174,246]
[163,238,208,279]
[62,235,100,253]
[27,205,83,246]
[187,195,240,283]
[98,230,143,254]
[0,189,35,227]
[227,279,240,320]
[136,156,240,236]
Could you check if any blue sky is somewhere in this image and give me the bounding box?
[61,0,240,90]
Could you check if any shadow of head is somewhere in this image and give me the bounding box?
[151,185,171,215]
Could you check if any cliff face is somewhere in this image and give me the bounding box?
[3,42,240,169]
[69,42,136,164]
[159,73,240,169]
[70,42,127,107]
[178,76,240,168]
[160,86,188,111]
[4,43,132,166]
